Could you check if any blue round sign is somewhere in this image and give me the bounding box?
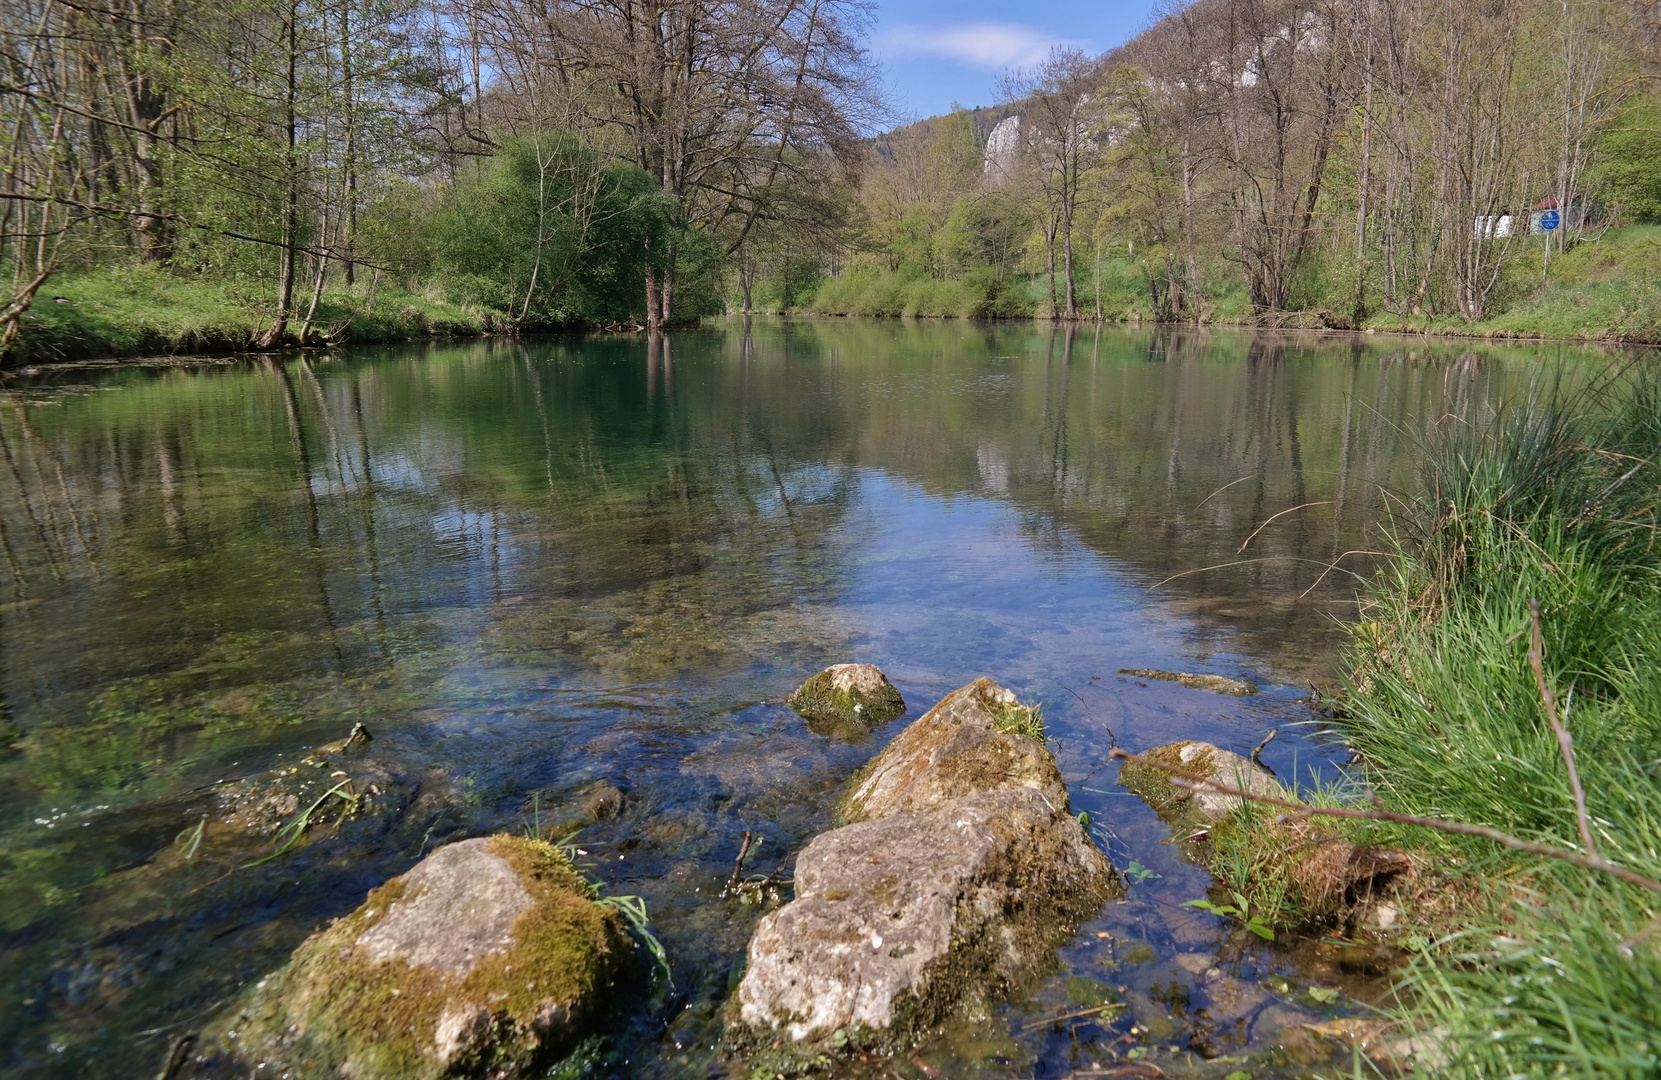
[1540,209,1561,231]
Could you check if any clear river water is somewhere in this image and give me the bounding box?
[0,322,1609,1079]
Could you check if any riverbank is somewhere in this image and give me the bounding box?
[802,225,1661,346]
[3,264,505,367]
[1261,371,1661,1076]
[8,230,1660,369]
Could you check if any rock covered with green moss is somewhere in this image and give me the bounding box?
[786,663,905,733]
[207,836,634,1079]
[1117,740,1289,827]
[840,676,1062,823]
[732,678,1119,1061]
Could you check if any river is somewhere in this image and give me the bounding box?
[0,322,1603,1078]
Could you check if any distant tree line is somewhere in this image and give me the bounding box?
[800,0,1661,324]
[0,0,876,346]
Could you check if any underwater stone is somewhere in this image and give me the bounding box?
[208,835,633,1079]
[735,787,1118,1049]
[840,677,1063,823]
[787,663,905,732]
[1119,668,1258,695]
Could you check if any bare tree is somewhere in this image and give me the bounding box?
[1002,46,1101,319]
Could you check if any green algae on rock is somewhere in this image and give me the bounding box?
[787,663,906,734]
[1118,668,1258,695]
[208,836,635,1079]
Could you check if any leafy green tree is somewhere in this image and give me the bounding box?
[1592,106,1661,223]
[432,134,675,325]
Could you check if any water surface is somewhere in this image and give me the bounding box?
[0,322,1605,1078]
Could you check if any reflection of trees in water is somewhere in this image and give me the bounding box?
[0,342,865,791]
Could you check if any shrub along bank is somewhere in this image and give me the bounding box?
[1242,368,1661,1076]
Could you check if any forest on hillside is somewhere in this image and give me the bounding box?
[812,0,1661,328]
[3,0,1660,349]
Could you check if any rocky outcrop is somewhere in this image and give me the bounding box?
[207,836,635,1079]
[840,677,1064,823]
[787,664,905,735]
[1119,668,1258,695]
[733,678,1119,1062]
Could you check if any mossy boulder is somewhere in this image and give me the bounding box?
[207,836,635,1079]
[731,679,1119,1062]
[840,677,1062,824]
[787,664,905,734]
[1120,742,1418,935]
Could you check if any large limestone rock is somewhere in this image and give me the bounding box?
[840,677,1065,823]
[734,679,1120,1060]
[208,836,634,1079]
[736,787,1113,1047]
[788,663,906,735]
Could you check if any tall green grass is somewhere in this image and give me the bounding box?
[1337,367,1661,1076]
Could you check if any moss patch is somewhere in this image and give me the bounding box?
[786,667,905,734]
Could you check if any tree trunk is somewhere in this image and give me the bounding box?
[258,6,300,349]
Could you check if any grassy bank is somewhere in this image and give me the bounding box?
[6,264,501,366]
[800,226,1661,344]
[1267,371,1661,1075]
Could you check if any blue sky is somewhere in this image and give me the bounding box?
[870,0,1163,120]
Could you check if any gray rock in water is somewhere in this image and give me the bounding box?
[840,676,1064,823]
[737,787,1115,1047]
[788,663,905,734]
[733,679,1120,1060]
[205,836,634,1080]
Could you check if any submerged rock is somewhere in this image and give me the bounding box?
[1119,668,1258,695]
[788,663,906,733]
[733,678,1119,1061]
[840,676,1063,823]
[208,836,635,1079]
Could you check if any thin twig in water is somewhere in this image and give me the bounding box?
[1237,501,1335,554]
[1528,600,1597,857]
[1066,685,1119,747]
[724,830,755,897]
[1019,1001,1126,1030]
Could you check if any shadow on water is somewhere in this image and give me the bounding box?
[0,323,1620,1078]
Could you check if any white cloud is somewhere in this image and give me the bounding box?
[878,21,1079,72]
